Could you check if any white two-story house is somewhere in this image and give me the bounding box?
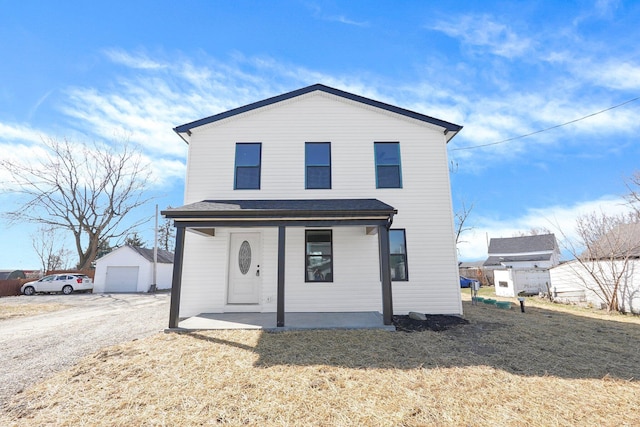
[163,84,463,328]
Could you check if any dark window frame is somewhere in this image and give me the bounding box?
[234,142,262,190]
[374,142,403,189]
[305,229,334,283]
[305,142,332,189]
[389,229,409,281]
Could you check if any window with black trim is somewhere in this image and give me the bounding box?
[389,229,408,281]
[374,142,402,188]
[305,230,333,282]
[234,143,261,189]
[305,142,331,189]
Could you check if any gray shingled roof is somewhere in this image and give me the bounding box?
[127,245,174,264]
[173,84,463,143]
[163,199,397,219]
[582,222,640,259]
[487,234,558,254]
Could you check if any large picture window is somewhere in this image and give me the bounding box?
[305,230,333,282]
[374,142,402,188]
[234,143,261,189]
[305,142,331,189]
[389,229,408,281]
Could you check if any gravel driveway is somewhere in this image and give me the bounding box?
[0,292,170,408]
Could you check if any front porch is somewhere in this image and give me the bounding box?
[163,199,398,329]
[171,311,396,331]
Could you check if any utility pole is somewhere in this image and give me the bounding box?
[151,204,158,292]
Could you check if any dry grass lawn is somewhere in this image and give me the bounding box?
[0,303,68,320]
[2,295,639,426]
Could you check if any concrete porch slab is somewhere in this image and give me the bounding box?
[174,311,396,331]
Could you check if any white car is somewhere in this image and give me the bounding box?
[21,274,93,295]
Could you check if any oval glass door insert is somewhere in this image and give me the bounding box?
[238,240,252,275]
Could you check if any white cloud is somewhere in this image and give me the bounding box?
[457,196,634,261]
[429,14,532,58]
[446,86,640,162]
[0,122,46,144]
[306,4,369,27]
[104,48,168,70]
[327,15,368,27]
[147,157,186,189]
[578,61,640,90]
[0,142,50,192]
[573,0,620,25]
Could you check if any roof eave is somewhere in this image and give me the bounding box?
[163,210,397,219]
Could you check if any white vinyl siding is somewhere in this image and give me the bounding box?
[550,260,640,313]
[493,269,552,297]
[178,91,462,316]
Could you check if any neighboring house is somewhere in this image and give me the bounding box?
[550,222,640,313]
[484,234,560,297]
[162,83,464,328]
[93,245,174,293]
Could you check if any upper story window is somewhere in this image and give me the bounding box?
[374,142,402,188]
[389,229,408,281]
[305,142,331,189]
[235,143,261,189]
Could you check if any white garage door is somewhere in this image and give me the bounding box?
[105,266,139,292]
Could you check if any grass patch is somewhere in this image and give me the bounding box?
[462,287,640,323]
[0,303,68,320]
[2,300,640,426]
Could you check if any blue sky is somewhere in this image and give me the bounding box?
[1,0,639,268]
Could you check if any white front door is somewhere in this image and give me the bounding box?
[227,233,261,304]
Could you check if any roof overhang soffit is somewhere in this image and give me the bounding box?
[170,217,393,229]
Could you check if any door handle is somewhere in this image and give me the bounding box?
[256,265,260,276]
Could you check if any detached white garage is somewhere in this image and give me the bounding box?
[93,245,174,293]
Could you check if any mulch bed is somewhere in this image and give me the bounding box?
[392,314,469,332]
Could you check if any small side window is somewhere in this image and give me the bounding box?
[389,229,408,281]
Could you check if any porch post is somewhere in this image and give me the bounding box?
[378,224,393,325]
[276,226,286,327]
[168,225,186,329]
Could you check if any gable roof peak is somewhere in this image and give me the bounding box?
[173,83,462,143]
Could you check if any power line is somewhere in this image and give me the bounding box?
[450,96,640,151]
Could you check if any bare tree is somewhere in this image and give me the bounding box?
[454,201,474,246]
[31,226,72,273]
[513,227,552,237]
[559,210,640,312]
[1,138,152,270]
[626,170,640,214]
